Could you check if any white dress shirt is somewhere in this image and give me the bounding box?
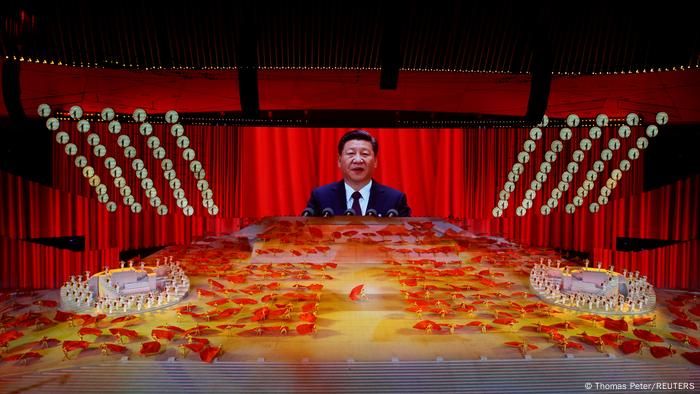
[344,181,372,215]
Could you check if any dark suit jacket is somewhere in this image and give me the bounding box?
[305,180,411,217]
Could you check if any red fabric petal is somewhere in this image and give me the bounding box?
[105,343,127,353]
[349,284,364,301]
[649,346,674,358]
[199,345,221,363]
[152,329,175,341]
[63,340,90,352]
[682,351,700,365]
[673,319,698,330]
[296,323,315,335]
[139,341,161,355]
[78,327,102,337]
[620,339,642,354]
[603,318,628,332]
[632,329,663,343]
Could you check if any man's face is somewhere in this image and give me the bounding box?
[338,139,377,187]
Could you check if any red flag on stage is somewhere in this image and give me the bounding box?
[207,279,225,289]
[505,341,538,350]
[632,329,663,343]
[349,285,364,301]
[689,305,700,318]
[78,327,102,337]
[0,330,24,345]
[197,289,218,297]
[189,337,210,346]
[299,312,317,323]
[33,300,58,308]
[603,318,628,332]
[104,343,127,353]
[620,339,642,354]
[3,351,42,362]
[53,310,75,322]
[184,325,213,337]
[62,340,90,352]
[109,328,138,338]
[682,351,700,365]
[182,342,207,353]
[217,308,242,319]
[139,341,161,355]
[157,325,186,333]
[199,346,221,363]
[671,332,700,347]
[232,298,258,305]
[649,346,675,359]
[672,318,698,330]
[80,314,107,326]
[600,333,624,347]
[296,323,315,335]
[206,298,230,307]
[413,320,442,331]
[252,307,270,322]
[152,329,175,341]
[492,317,517,326]
[564,342,584,350]
[578,333,602,346]
[110,315,137,324]
[216,324,245,330]
[632,316,655,326]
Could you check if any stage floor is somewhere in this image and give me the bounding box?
[1,217,699,390]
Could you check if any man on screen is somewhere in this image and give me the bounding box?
[303,129,411,217]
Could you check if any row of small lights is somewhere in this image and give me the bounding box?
[39,105,219,216]
[161,111,220,216]
[47,114,641,129]
[560,113,665,215]
[561,115,626,215]
[41,105,120,213]
[541,115,599,216]
[492,112,669,218]
[6,56,699,74]
[82,107,145,213]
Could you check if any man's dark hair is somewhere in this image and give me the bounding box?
[337,129,379,156]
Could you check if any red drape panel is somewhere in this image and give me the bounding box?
[0,237,118,289]
[594,240,700,290]
[0,169,243,289]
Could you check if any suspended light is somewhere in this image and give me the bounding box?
[101,107,115,121]
[133,108,147,122]
[566,114,580,127]
[69,105,83,120]
[37,104,51,117]
[595,114,609,127]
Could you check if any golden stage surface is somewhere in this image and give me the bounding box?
[1,217,699,379]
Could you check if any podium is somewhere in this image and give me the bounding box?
[235,217,469,265]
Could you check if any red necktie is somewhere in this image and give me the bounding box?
[351,191,362,216]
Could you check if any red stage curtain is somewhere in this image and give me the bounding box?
[0,237,119,289]
[594,240,700,290]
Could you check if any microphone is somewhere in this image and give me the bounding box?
[386,209,399,217]
[343,209,355,216]
[366,209,378,217]
[301,207,315,217]
[322,207,334,217]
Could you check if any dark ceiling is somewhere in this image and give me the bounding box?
[1,1,698,75]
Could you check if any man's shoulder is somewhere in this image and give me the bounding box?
[373,182,405,197]
[312,181,343,195]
